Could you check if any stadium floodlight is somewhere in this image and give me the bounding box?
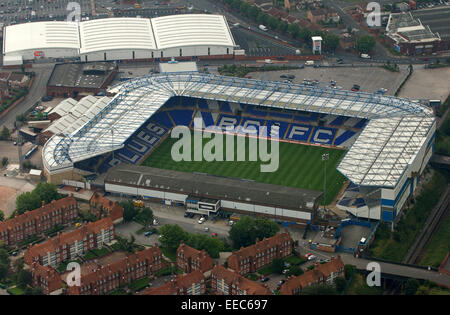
[322,153,329,212]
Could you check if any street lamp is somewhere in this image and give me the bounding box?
[322,153,329,213]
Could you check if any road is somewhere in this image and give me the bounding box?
[0,63,54,131]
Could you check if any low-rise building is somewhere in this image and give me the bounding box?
[8,73,29,88]
[176,242,214,274]
[279,256,345,294]
[0,196,78,247]
[211,265,271,295]
[30,262,63,295]
[140,270,206,295]
[24,217,114,267]
[89,193,124,224]
[227,232,292,276]
[67,246,164,295]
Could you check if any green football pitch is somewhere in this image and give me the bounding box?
[141,134,347,205]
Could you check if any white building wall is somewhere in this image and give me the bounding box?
[10,48,79,60]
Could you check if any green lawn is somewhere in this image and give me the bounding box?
[130,278,149,292]
[7,286,25,295]
[420,213,450,268]
[142,135,346,205]
[345,273,383,295]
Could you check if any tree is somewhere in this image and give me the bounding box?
[0,126,10,140]
[159,224,189,252]
[120,200,139,222]
[135,207,153,227]
[0,248,10,281]
[344,264,355,280]
[1,157,8,168]
[17,270,32,289]
[286,265,303,277]
[25,287,44,295]
[16,191,41,215]
[0,210,4,221]
[404,278,420,295]
[298,27,312,43]
[229,216,280,249]
[287,23,300,38]
[34,182,59,204]
[335,277,347,293]
[323,33,340,52]
[300,284,338,295]
[272,258,285,274]
[355,35,376,54]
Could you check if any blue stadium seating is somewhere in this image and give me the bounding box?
[265,120,289,139]
[334,130,356,146]
[353,198,366,208]
[163,97,179,108]
[329,116,348,126]
[181,97,197,108]
[216,114,240,131]
[246,105,268,117]
[201,111,215,127]
[285,123,313,142]
[310,127,337,145]
[169,110,194,126]
[238,117,266,135]
[269,111,293,120]
[98,154,121,173]
[294,112,319,122]
[338,198,352,207]
[143,121,168,137]
[151,111,174,129]
[353,119,367,129]
[197,99,209,110]
[219,101,233,113]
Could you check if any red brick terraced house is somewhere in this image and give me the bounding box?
[176,242,214,274]
[24,217,114,268]
[66,246,164,295]
[211,265,272,295]
[279,256,345,295]
[140,270,206,295]
[227,231,293,276]
[89,192,124,224]
[30,262,63,295]
[0,196,78,247]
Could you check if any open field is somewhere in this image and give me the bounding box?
[142,135,347,205]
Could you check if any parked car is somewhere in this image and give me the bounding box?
[305,252,312,258]
[144,231,153,237]
[211,232,217,237]
[204,227,209,232]
[198,217,205,224]
[261,277,270,282]
[308,255,317,261]
[184,212,190,218]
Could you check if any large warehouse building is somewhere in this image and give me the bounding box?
[2,15,236,65]
[41,72,435,226]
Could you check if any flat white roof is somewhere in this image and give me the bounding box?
[159,61,198,73]
[79,18,156,54]
[3,21,80,55]
[151,14,235,50]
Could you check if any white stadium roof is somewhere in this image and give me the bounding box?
[3,21,80,55]
[43,73,435,189]
[151,14,235,50]
[337,115,434,187]
[79,18,156,54]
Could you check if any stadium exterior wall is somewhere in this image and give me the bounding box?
[104,182,314,224]
[10,48,79,61]
[379,121,436,223]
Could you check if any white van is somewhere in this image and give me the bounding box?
[305,60,314,66]
[360,53,371,59]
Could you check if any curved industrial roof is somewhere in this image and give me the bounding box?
[151,14,235,50]
[3,21,80,55]
[79,18,156,54]
[4,15,235,57]
[42,73,434,188]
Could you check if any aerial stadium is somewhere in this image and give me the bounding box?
[41,66,436,228]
